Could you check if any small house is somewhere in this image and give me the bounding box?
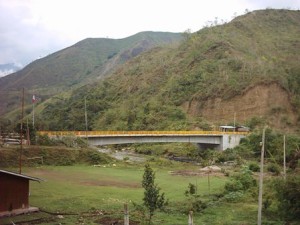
[0,169,42,217]
[219,125,236,132]
[235,126,250,132]
[219,125,250,132]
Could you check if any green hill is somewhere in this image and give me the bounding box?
[2,9,300,133]
[0,31,182,116]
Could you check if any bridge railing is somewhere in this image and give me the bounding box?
[37,130,249,137]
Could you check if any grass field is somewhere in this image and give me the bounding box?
[1,163,261,225]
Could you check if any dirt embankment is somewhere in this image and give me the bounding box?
[184,82,297,131]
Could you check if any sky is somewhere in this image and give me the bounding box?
[0,0,299,72]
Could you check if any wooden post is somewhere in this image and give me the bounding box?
[257,127,266,225]
[26,119,30,145]
[207,169,211,195]
[124,203,129,225]
[283,135,286,180]
[188,211,193,225]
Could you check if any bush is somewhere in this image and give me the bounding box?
[60,136,88,148]
[224,167,257,193]
[78,149,112,165]
[273,175,300,221]
[223,191,244,202]
[191,198,207,212]
[224,180,243,192]
[183,183,207,212]
[185,183,197,196]
[248,162,260,172]
[267,163,281,175]
[36,134,56,146]
[36,135,88,148]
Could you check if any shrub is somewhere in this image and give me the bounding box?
[183,183,207,212]
[185,183,197,196]
[191,198,207,212]
[248,162,260,172]
[223,191,244,202]
[224,180,243,192]
[36,134,56,146]
[267,163,281,175]
[273,175,300,221]
[224,167,257,193]
[79,149,112,165]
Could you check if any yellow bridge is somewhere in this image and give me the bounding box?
[38,130,248,136]
[38,130,248,151]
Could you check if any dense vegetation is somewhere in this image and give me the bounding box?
[24,9,300,132]
[0,8,299,225]
[0,128,299,224]
[0,31,182,116]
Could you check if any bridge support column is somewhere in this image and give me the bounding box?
[221,134,245,150]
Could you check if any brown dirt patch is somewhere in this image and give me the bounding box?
[28,169,141,188]
[183,82,297,131]
[169,170,224,177]
[80,180,140,188]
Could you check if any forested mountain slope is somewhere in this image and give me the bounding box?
[0,32,182,116]
[3,9,300,133]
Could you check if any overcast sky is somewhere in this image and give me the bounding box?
[0,0,299,68]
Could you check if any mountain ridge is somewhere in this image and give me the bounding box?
[31,9,300,132]
[1,9,299,133]
[0,31,182,116]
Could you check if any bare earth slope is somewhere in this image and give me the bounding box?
[184,82,297,131]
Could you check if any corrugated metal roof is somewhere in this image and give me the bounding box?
[219,125,235,129]
[0,169,42,182]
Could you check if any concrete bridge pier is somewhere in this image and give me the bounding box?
[197,134,245,151]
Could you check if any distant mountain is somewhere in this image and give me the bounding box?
[0,63,22,77]
[30,9,300,132]
[0,31,182,116]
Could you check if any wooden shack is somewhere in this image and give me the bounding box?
[0,169,42,217]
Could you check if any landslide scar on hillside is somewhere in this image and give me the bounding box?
[183,82,297,130]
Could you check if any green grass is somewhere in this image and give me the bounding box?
[27,165,226,209]
[0,163,269,225]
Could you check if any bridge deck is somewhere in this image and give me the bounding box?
[38,130,248,137]
[37,131,248,150]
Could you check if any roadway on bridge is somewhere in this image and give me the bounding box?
[38,130,248,150]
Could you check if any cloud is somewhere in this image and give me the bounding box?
[0,69,14,77]
[0,0,71,65]
[0,0,299,66]
[244,0,300,9]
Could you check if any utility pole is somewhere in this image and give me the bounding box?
[188,211,193,225]
[19,88,24,174]
[257,126,266,225]
[32,94,35,128]
[283,135,286,180]
[233,112,236,128]
[84,97,88,140]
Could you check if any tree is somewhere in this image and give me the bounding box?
[142,164,167,224]
[273,175,300,221]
